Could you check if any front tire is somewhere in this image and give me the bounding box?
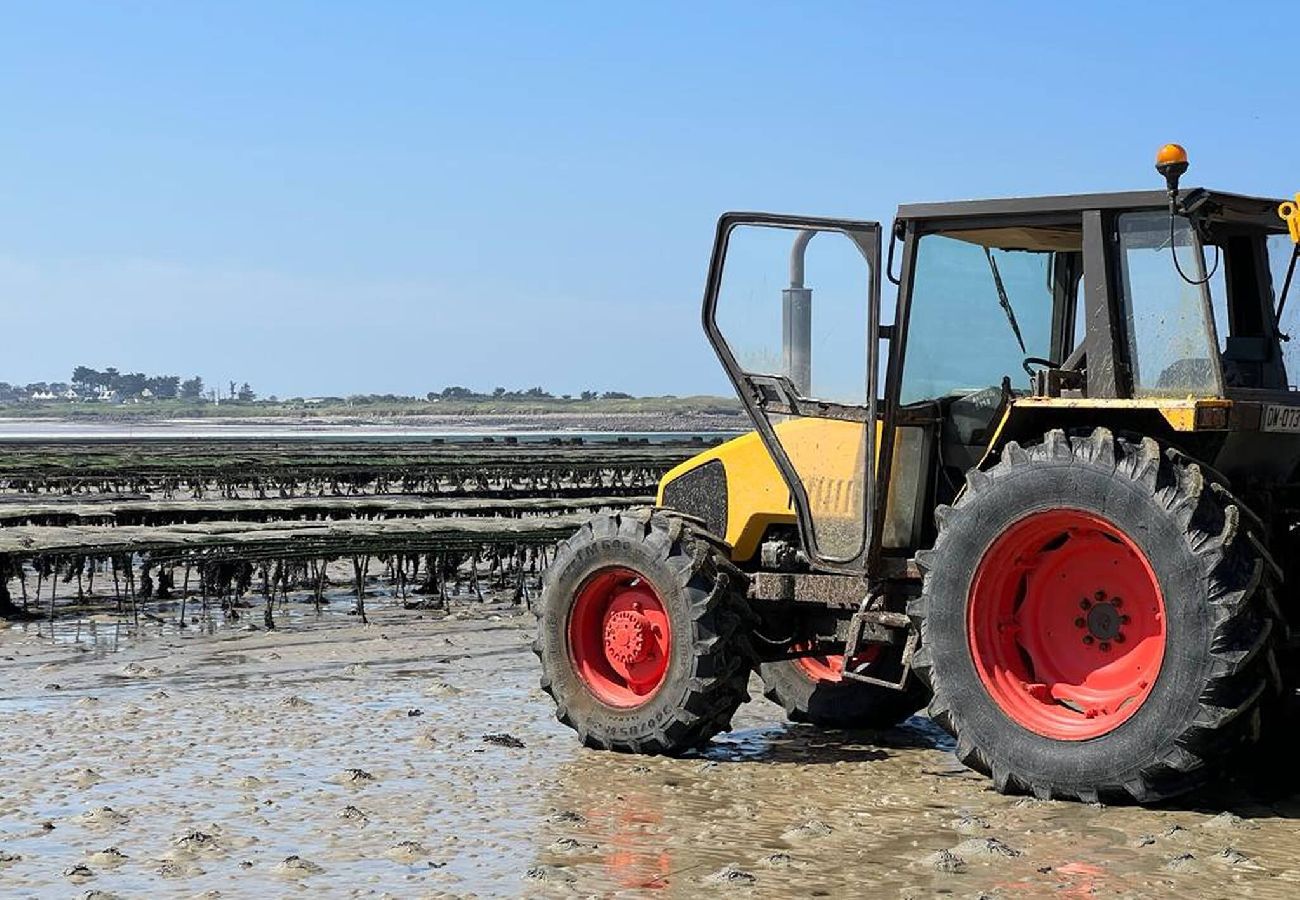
[909,428,1281,803]
[534,509,752,754]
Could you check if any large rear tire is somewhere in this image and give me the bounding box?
[909,428,1282,803]
[534,509,752,754]
[759,649,928,729]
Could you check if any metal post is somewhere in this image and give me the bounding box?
[783,230,816,396]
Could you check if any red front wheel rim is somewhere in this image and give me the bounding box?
[967,509,1166,740]
[568,567,672,708]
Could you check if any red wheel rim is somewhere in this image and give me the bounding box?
[568,567,672,708]
[967,509,1166,740]
[794,643,881,683]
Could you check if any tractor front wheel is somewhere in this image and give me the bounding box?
[534,510,752,754]
[910,428,1282,803]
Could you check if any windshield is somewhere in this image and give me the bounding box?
[1115,211,1222,398]
[1270,234,1300,386]
[901,234,1055,405]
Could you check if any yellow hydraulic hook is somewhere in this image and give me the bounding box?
[1281,194,1300,243]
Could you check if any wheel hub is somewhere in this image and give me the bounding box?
[604,609,651,665]
[1083,597,1123,643]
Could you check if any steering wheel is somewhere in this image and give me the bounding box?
[1021,356,1060,379]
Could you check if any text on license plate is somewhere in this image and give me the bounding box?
[1263,405,1300,432]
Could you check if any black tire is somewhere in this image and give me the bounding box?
[758,658,928,729]
[533,508,752,754]
[909,427,1283,803]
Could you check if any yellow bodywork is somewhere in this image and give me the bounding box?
[656,418,866,561]
[658,396,1233,562]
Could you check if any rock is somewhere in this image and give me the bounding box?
[64,864,95,881]
[1165,853,1198,872]
[80,807,128,827]
[548,837,598,853]
[119,662,162,678]
[155,861,204,878]
[482,732,525,749]
[69,768,103,788]
[339,805,369,824]
[706,864,757,884]
[173,830,218,852]
[1216,847,1259,868]
[1201,812,1256,831]
[385,840,426,862]
[338,768,375,785]
[921,849,967,873]
[952,814,991,833]
[276,855,323,875]
[525,865,576,883]
[406,708,423,717]
[760,852,793,868]
[781,820,833,840]
[952,837,1022,859]
[87,848,128,867]
[0,850,21,866]
[547,810,586,825]
[279,695,312,709]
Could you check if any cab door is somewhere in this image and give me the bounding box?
[703,213,883,573]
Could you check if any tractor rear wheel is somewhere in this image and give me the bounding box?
[534,509,752,754]
[909,428,1282,803]
[759,646,928,729]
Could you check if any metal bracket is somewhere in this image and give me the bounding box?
[840,597,916,691]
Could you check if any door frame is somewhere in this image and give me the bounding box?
[701,212,883,573]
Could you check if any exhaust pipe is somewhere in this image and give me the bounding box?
[783,230,815,396]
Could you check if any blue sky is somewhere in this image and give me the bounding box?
[0,2,1295,398]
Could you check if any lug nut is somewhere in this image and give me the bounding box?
[1115,634,1126,644]
[1120,615,1131,625]
[1112,597,1123,608]
[1075,617,1086,628]
[1095,590,1107,602]
[1083,636,1094,645]
[1081,599,1092,610]
[1100,642,1111,652]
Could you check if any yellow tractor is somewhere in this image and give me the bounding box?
[535,146,1300,803]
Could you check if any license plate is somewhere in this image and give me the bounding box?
[1262,404,1300,432]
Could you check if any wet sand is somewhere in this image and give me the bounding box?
[2,601,1299,898]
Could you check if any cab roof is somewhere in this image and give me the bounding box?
[896,189,1286,232]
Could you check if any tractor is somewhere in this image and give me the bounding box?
[534,145,1300,803]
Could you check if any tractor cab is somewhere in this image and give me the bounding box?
[694,165,1296,574]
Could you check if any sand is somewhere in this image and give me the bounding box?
[1,598,1299,898]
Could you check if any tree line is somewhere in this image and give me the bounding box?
[0,369,646,405]
[0,368,256,403]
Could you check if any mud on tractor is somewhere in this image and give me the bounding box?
[535,146,1300,803]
